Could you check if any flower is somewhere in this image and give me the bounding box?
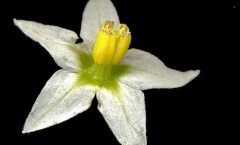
[14,0,200,144]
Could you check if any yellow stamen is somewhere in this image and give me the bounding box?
[93,21,131,65]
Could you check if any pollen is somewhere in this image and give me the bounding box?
[93,21,131,65]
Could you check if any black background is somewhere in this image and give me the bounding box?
[2,0,239,144]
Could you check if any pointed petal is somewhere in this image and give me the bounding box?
[22,70,96,133]
[14,19,83,72]
[14,19,78,43]
[80,0,120,49]
[13,19,78,43]
[120,49,200,90]
[96,83,146,145]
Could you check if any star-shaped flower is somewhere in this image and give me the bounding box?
[14,0,200,144]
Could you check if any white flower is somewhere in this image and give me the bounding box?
[14,0,200,144]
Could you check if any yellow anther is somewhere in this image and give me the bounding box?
[93,21,131,65]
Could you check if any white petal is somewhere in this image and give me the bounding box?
[14,19,78,43]
[22,70,96,133]
[96,83,146,145]
[120,49,200,90]
[80,0,120,49]
[14,19,83,72]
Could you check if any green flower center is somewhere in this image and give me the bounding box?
[73,48,131,91]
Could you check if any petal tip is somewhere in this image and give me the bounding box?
[182,69,200,87]
[192,69,200,78]
[22,123,43,134]
[21,117,43,134]
[13,18,23,28]
[22,123,35,134]
[22,129,28,134]
[22,126,32,134]
[170,69,200,88]
[13,18,18,25]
